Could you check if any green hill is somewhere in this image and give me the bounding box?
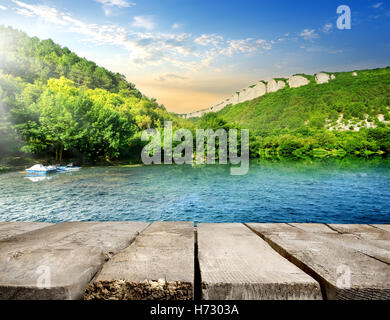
[0,26,142,96]
[218,68,390,133]
[211,68,390,158]
[0,26,190,165]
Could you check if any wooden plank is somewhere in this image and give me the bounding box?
[243,223,296,236]
[325,225,390,263]
[0,221,149,300]
[247,223,390,300]
[290,224,390,262]
[289,223,337,234]
[0,222,52,240]
[197,223,322,300]
[371,224,390,233]
[328,224,390,240]
[85,221,194,300]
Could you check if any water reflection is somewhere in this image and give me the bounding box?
[25,175,55,182]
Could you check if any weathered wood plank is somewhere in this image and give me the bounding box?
[244,223,295,236]
[371,224,390,233]
[247,223,390,300]
[0,221,149,300]
[325,224,390,263]
[197,223,322,300]
[328,224,390,240]
[289,223,337,234]
[0,222,52,240]
[84,221,194,300]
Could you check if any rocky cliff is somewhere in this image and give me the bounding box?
[181,72,341,118]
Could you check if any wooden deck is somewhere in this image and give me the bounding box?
[0,222,389,300]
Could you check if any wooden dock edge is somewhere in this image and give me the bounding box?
[245,223,331,299]
[245,223,390,300]
[0,222,389,300]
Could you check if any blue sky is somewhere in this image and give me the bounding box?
[0,0,389,112]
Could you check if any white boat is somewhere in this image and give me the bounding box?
[56,163,81,172]
[25,164,57,174]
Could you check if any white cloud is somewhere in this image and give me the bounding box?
[0,5,7,11]
[12,0,68,25]
[96,0,135,16]
[96,0,135,7]
[372,2,383,9]
[321,23,333,34]
[132,16,155,30]
[172,23,181,30]
[11,0,278,71]
[299,29,319,40]
[256,39,273,50]
[194,34,223,46]
[220,38,272,56]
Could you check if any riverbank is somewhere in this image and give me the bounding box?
[0,221,389,300]
[1,153,389,175]
[0,156,143,174]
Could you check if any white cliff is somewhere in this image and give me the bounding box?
[315,73,330,84]
[238,81,267,103]
[181,71,343,118]
[288,75,310,88]
[253,81,267,98]
[267,79,286,93]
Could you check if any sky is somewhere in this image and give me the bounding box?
[0,0,390,113]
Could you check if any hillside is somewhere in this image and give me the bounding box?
[0,26,142,97]
[0,26,190,165]
[218,68,390,134]
[195,68,390,159]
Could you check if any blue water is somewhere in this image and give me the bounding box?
[0,160,390,224]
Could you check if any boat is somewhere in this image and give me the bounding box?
[25,164,57,174]
[56,163,81,172]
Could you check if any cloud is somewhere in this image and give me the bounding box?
[321,23,333,34]
[11,0,278,71]
[95,0,135,16]
[172,23,181,30]
[372,2,383,9]
[195,34,223,46]
[220,38,272,56]
[299,29,319,40]
[156,73,187,82]
[12,0,68,25]
[132,16,155,30]
[0,5,7,11]
[96,0,135,7]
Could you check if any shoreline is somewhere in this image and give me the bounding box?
[1,155,390,175]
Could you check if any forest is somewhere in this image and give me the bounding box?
[0,26,189,167]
